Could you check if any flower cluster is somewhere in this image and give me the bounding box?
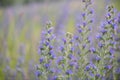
[36,1,120,80]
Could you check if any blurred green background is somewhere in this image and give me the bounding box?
[0,0,120,80]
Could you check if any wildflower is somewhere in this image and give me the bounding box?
[104,65,112,70]
[85,65,90,71]
[50,68,56,73]
[95,56,101,62]
[35,70,42,77]
[53,76,58,80]
[39,57,44,63]
[109,48,115,55]
[51,53,56,59]
[39,45,44,51]
[59,46,64,52]
[90,47,96,53]
[57,56,65,65]
[49,45,53,51]
[69,62,77,67]
[101,29,107,35]
[47,27,53,34]
[82,13,86,18]
[83,22,87,27]
[98,42,104,48]
[62,38,67,44]
[117,58,120,63]
[115,67,120,74]
[96,34,102,40]
[68,54,74,60]
[66,69,73,75]
[70,47,74,53]
[74,36,79,40]
[44,63,50,69]
[89,71,94,77]
[78,28,82,33]
[95,74,101,78]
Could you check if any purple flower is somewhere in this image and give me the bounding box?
[100,22,106,29]
[62,38,67,44]
[117,58,120,63]
[83,22,87,27]
[115,67,120,74]
[74,36,79,40]
[89,63,97,69]
[89,71,94,77]
[82,44,86,49]
[85,65,90,71]
[53,76,59,80]
[66,69,73,75]
[48,50,53,55]
[90,47,96,53]
[109,48,115,55]
[101,29,107,35]
[95,56,101,61]
[59,46,64,52]
[44,63,50,69]
[39,57,44,63]
[68,54,74,60]
[39,45,44,51]
[70,47,74,52]
[82,13,86,18]
[51,53,56,59]
[57,56,64,65]
[47,27,53,34]
[104,65,112,70]
[96,34,102,40]
[69,62,77,67]
[35,70,42,77]
[95,74,101,78]
[50,68,56,73]
[117,12,120,22]
[98,42,104,48]
[49,45,53,51]
[89,9,94,14]
[78,28,82,33]
[44,41,49,46]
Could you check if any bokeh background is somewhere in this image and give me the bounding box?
[0,0,120,80]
